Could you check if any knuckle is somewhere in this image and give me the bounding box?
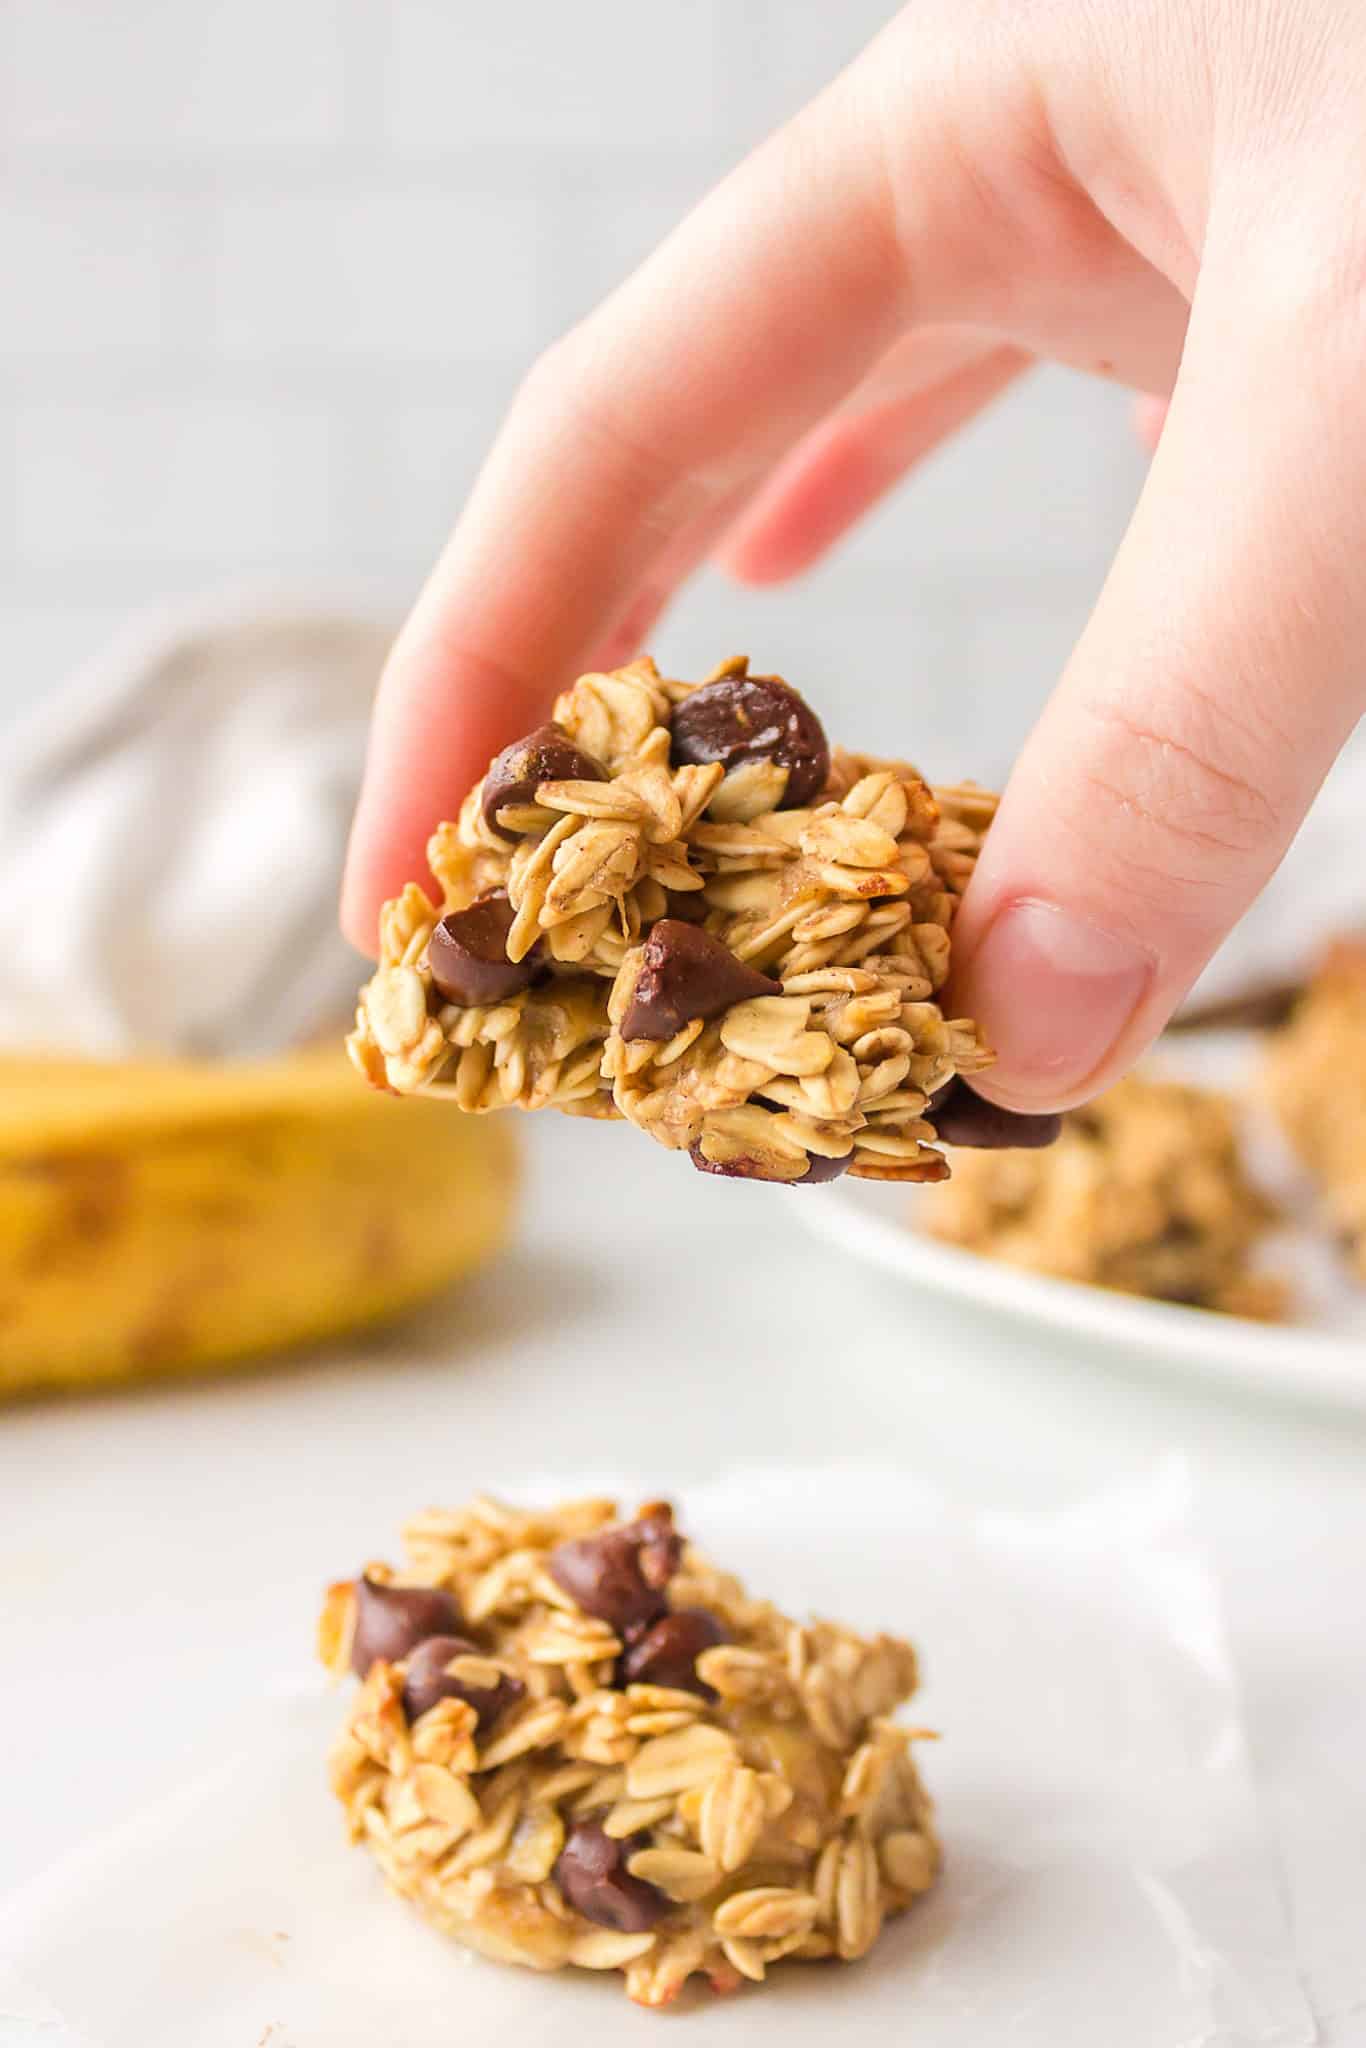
[514,326,708,529]
[516,331,570,403]
[1042,695,1288,931]
[1078,695,1284,865]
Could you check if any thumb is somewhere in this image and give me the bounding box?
[953,258,1366,1111]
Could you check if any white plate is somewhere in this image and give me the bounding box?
[797,1034,1366,1413]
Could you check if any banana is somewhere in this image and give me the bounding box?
[0,1048,518,1399]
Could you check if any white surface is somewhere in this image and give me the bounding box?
[3,1116,1366,2043]
[0,1465,1312,2047]
[797,1030,1366,1410]
[14,403,350,570]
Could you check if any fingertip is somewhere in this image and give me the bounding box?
[952,896,1157,1113]
[338,895,374,959]
[714,536,800,587]
[338,807,391,960]
[960,1066,1094,1117]
[712,466,820,586]
[1133,392,1168,453]
[714,472,846,585]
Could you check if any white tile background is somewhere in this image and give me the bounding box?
[0,0,1149,785]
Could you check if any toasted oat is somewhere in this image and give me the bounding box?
[321,1494,939,2007]
[1265,937,1366,1279]
[925,1071,1285,1317]
[348,655,996,1184]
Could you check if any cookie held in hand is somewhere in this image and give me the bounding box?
[320,1495,939,2007]
[349,654,1023,1183]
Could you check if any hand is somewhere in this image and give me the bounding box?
[343,0,1366,1112]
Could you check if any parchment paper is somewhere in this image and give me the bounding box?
[0,1463,1313,2048]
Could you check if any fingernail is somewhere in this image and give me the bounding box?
[960,899,1154,1107]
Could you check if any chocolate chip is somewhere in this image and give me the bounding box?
[547,1509,683,1631]
[553,1821,669,1931]
[930,1079,1062,1150]
[619,1608,729,1697]
[427,890,541,1006]
[794,1150,852,1184]
[670,672,829,807]
[400,1633,525,1729]
[350,1576,464,1677]
[620,920,778,1040]
[688,1143,850,1185]
[481,724,607,840]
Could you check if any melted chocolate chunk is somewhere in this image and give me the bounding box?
[554,1821,669,1932]
[547,1509,683,1631]
[400,1633,525,1729]
[427,890,540,1007]
[929,1079,1062,1151]
[481,724,607,840]
[618,1608,728,1697]
[620,920,778,1040]
[793,1149,853,1184]
[350,1576,464,1677]
[670,672,829,807]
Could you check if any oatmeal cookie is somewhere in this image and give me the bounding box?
[348,654,999,1183]
[925,1072,1285,1317]
[320,1495,939,2007]
[1266,937,1366,1280]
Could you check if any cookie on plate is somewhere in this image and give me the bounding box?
[925,1072,1285,1317]
[1266,937,1366,1280]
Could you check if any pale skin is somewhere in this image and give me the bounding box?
[342,0,1366,1113]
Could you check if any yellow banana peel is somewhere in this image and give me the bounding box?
[0,1048,518,1400]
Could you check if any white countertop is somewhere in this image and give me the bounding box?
[4,1114,1365,2043]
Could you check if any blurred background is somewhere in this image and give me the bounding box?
[0,0,1166,1408]
[0,0,1147,778]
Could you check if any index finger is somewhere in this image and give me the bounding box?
[341,27,970,950]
